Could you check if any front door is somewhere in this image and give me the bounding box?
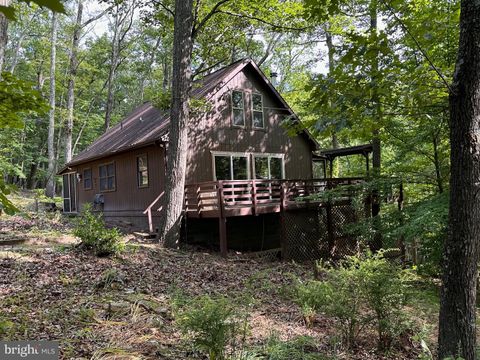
[62,173,77,213]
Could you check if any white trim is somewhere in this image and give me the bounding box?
[251,92,265,129]
[231,90,246,127]
[211,151,285,180]
[252,153,285,179]
[211,151,251,180]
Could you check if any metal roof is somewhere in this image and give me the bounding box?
[319,144,373,160]
[60,59,317,173]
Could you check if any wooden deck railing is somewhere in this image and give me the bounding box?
[143,191,164,233]
[184,177,364,218]
[144,178,365,232]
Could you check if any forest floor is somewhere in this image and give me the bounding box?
[0,193,440,360]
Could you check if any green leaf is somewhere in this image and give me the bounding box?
[0,1,66,20]
[0,6,15,20]
[20,0,66,13]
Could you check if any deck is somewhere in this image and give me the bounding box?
[183,178,364,218]
[144,177,365,256]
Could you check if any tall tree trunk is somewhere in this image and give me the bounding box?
[325,26,340,177]
[158,0,194,247]
[0,1,9,74]
[65,0,83,163]
[438,0,480,358]
[325,26,339,152]
[104,12,120,131]
[26,64,46,190]
[370,0,381,177]
[104,1,135,131]
[46,12,58,198]
[162,56,170,91]
[369,0,382,251]
[432,133,444,194]
[139,36,161,103]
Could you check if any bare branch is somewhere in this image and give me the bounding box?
[192,58,227,78]
[81,4,114,28]
[217,10,312,32]
[192,0,232,39]
[381,0,452,92]
[257,33,283,66]
[151,0,174,17]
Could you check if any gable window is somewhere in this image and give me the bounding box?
[253,154,284,179]
[83,168,92,190]
[231,90,245,127]
[99,162,115,191]
[137,154,149,188]
[213,153,249,180]
[252,93,264,128]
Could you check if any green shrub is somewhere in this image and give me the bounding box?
[294,262,365,347]
[293,252,412,350]
[0,316,14,338]
[264,334,329,360]
[74,204,123,256]
[355,252,411,350]
[172,293,249,360]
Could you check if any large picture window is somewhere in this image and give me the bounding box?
[252,93,264,128]
[99,163,115,191]
[253,155,284,179]
[213,154,249,180]
[231,90,245,127]
[137,154,149,188]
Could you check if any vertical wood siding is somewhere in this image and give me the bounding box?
[186,66,313,183]
[73,144,165,216]
[70,64,313,218]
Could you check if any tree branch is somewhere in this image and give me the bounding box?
[192,0,232,39]
[217,10,312,32]
[193,58,227,78]
[81,4,114,28]
[151,0,174,17]
[381,0,452,92]
[257,33,283,66]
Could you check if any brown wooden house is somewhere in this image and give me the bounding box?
[59,59,331,251]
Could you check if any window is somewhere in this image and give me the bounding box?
[137,154,149,187]
[252,93,264,128]
[253,155,284,179]
[213,154,249,180]
[99,163,115,191]
[231,90,245,127]
[83,168,92,190]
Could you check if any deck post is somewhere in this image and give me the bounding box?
[326,201,335,258]
[196,185,201,216]
[217,181,228,257]
[365,152,370,177]
[280,182,287,260]
[251,180,257,215]
[147,209,153,233]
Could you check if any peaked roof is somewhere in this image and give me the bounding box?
[61,59,317,172]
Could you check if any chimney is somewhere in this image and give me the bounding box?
[270,71,278,86]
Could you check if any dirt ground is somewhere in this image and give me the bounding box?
[0,198,437,359]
